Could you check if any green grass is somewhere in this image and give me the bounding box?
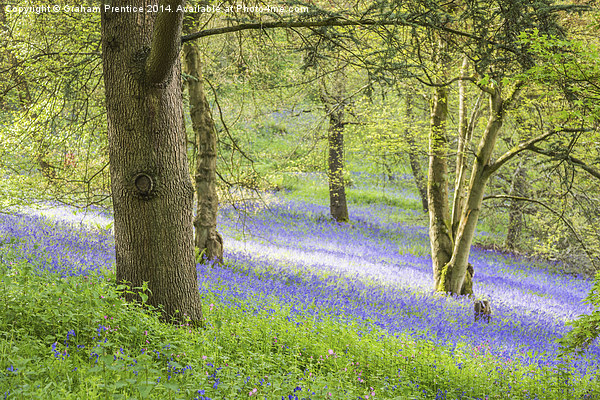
[1,173,598,399]
[273,172,423,211]
[1,248,598,399]
[0,257,429,399]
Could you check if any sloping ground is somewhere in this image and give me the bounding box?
[1,191,598,381]
[217,196,599,377]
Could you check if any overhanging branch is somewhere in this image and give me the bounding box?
[487,128,590,176]
[181,16,515,55]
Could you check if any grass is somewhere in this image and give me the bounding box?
[1,255,596,400]
[1,175,599,399]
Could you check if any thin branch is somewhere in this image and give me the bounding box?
[204,78,254,164]
[483,194,598,271]
[529,145,600,181]
[487,128,590,176]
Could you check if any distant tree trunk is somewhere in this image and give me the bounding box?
[327,103,349,222]
[321,69,349,222]
[405,95,428,213]
[183,41,224,263]
[505,163,527,250]
[101,0,203,323]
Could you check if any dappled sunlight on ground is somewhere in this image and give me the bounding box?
[3,190,599,379]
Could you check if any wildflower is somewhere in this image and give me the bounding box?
[249,388,258,396]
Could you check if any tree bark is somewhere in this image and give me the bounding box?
[101,0,203,323]
[183,41,224,263]
[327,103,349,222]
[428,86,454,288]
[437,88,505,294]
[451,58,483,236]
[321,69,349,222]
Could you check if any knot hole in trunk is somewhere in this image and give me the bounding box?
[133,173,154,198]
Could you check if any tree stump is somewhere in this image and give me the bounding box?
[474,299,491,323]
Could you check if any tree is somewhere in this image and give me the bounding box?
[183,14,224,263]
[320,65,350,222]
[101,0,202,322]
[423,0,584,295]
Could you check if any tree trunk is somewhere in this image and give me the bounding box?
[437,89,505,294]
[405,95,428,213]
[428,86,454,288]
[183,41,224,263]
[451,67,485,237]
[327,103,349,222]
[451,58,472,236]
[101,0,203,323]
[321,69,349,222]
[505,163,527,250]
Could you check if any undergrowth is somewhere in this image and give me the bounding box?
[0,249,598,399]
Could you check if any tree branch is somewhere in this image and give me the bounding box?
[529,145,600,181]
[483,194,597,271]
[487,129,578,175]
[181,16,515,55]
[146,0,186,84]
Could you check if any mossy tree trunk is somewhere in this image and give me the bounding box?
[432,88,506,295]
[428,85,454,289]
[183,39,223,263]
[101,0,203,323]
[405,95,428,213]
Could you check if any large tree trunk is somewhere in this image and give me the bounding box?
[183,41,224,263]
[428,86,454,288]
[437,89,505,294]
[321,70,349,222]
[101,0,203,323]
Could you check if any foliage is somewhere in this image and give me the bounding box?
[0,3,109,209]
[2,179,600,398]
[560,271,600,357]
[345,94,426,179]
